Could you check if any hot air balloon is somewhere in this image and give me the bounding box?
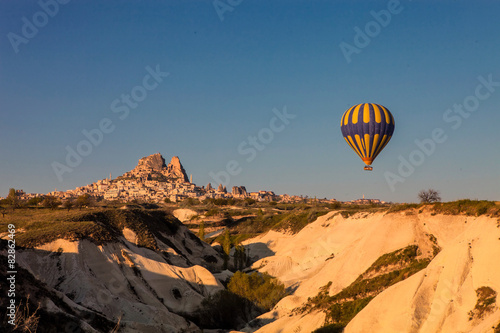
[340,103,395,171]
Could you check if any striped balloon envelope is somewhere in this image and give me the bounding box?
[340,103,395,170]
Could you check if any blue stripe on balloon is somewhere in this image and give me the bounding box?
[340,103,395,162]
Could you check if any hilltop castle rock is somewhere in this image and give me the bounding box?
[122,153,189,183]
[44,152,291,203]
[167,156,189,182]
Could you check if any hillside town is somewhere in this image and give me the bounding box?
[5,153,384,205]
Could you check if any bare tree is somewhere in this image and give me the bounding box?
[418,189,442,203]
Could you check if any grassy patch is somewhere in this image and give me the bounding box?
[313,323,346,333]
[469,286,497,320]
[209,208,331,244]
[432,200,499,217]
[228,271,288,312]
[364,245,419,274]
[324,297,373,327]
[299,245,433,329]
[386,203,421,213]
[0,207,180,249]
[192,271,288,330]
[14,220,114,248]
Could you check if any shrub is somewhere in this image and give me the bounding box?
[469,286,497,320]
[330,202,342,209]
[432,200,497,216]
[204,198,236,206]
[42,196,61,210]
[194,290,257,329]
[204,208,220,217]
[313,323,346,333]
[244,198,256,205]
[62,200,74,211]
[181,197,199,207]
[324,297,373,327]
[27,197,44,206]
[228,271,288,312]
[75,194,92,209]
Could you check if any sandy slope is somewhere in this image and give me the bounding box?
[346,215,500,333]
[17,227,224,332]
[241,210,500,333]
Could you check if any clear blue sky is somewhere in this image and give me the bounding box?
[1,0,499,203]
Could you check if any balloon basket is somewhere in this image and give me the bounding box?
[364,166,373,171]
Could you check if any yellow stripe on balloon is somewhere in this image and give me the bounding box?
[344,137,356,152]
[348,135,363,158]
[364,133,371,157]
[371,133,380,158]
[372,104,382,123]
[355,134,366,158]
[343,106,354,126]
[373,135,388,159]
[352,104,363,124]
[381,105,390,124]
[374,136,391,160]
[380,135,392,152]
[363,104,370,123]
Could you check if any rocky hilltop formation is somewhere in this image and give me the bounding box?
[51,152,281,203]
[121,153,189,183]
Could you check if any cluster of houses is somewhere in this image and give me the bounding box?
[34,175,283,203]
[5,183,384,205]
[3,155,384,205]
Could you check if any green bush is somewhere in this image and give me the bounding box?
[204,198,237,206]
[228,271,288,312]
[194,290,257,329]
[469,286,497,320]
[313,323,345,333]
[27,196,44,206]
[325,297,373,327]
[330,202,342,209]
[367,245,419,273]
[204,208,220,217]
